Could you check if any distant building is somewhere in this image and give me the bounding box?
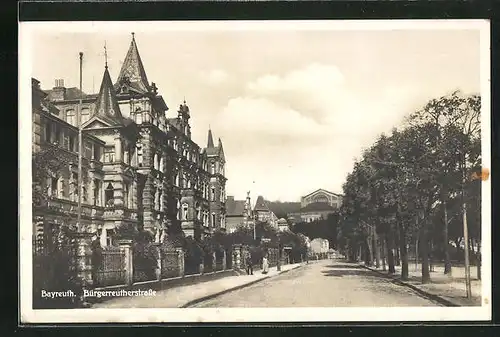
[277,218,289,232]
[254,195,278,228]
[301,188,342,209]
[288,189,342,224]
[310,238,330,255]
[225,192,253,233]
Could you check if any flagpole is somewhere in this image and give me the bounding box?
[77,52,83,231]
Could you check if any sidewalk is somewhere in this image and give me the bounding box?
[361,262,482,306]
[92,263,303,308]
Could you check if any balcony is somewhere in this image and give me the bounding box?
[103,204,138,221]
[45,197,104,219]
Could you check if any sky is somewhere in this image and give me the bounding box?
[25,21,483,203]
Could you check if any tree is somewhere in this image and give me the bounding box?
[32,141,73,207]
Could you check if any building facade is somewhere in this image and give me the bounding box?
[33,33,227,244]
[288,189,342,224]
[300,189,342,209]
[225,192,253,233]
[253,195,278,228]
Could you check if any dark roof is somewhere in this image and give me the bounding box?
[207,129,214,148]
[303,188,342,199]
[254,195,270,212]
[94,66,126,126]
[115,34,150,93]
[226,198,246,216]
[300,202,335,212]
[167,118,181,130]
[44,87,97,101]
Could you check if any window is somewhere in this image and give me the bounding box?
[175,173,179,186]
[123,183,129,208]
[62,131,70,150]
[44,122,52,143]
[159,156,164,171]
[195,203,200,220]
[211,163,215,174]
[105,183,114,207]
[176,200,181,220]
[84,142,92,159]
[94,145,101,161]
[104,147,115,163]
[211,187,216,201]
[66,109,75,125]
[50,177,58,197]
[182,203,188,220]
[136,111,142,124]
[69,135,75,152]
[159,190,164,212]
[136,144,143,166]
[93,179,100,206]
[71,173,78,202]
[211,213,216,228]
[105,229,113,247]
[154,153,158,170]
[54,124,61,145]
[82,186,87,202]
[81,108,90,125]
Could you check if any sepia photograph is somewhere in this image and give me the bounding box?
[19,20,491,323]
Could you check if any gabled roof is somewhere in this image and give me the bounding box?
[303,188,343,199]
[115,33,150,94]
[226,198,246,216]
[167,117,181,131]
[254,195,270,212]
[94,66,125,126]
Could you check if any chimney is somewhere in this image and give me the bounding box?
[50,78,66,101]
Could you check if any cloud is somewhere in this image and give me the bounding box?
[200,69,229,85]
[216,63,430,200]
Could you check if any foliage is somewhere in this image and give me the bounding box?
[32,142,74,207]
[338,91,482,280]
[33,222,81,308]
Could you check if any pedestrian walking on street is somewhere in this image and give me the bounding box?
[245,250,253,275]
[262,254,269,274]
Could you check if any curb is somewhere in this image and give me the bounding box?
[359,264,460,307]
[180,264,303,308]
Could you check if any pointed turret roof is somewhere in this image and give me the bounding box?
[254,195,270,212]
[94,66,124,125]
[115,33,150,93]
[207,129,215,148]
[218,137,225,161]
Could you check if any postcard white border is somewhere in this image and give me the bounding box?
[19,19,491,324]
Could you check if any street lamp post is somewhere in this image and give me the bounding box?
[276,232,282,271]
[77,52,83,231]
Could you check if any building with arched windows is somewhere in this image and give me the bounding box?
[287,189,342,224]
[33,33,227,245]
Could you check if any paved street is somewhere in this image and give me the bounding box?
[191,260,442,307]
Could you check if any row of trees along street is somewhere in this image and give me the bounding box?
[337,91,482,285]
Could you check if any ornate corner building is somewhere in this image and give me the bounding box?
[32,34,227,245]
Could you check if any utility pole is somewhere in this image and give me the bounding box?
[462,162,472,299]
[77,52,83,231]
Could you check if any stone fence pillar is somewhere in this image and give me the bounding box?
[232,244,242,271]
[212,251,217,272]
[176,247,185,277]
[118,240,133,286]
[153,243,162,281]
[74,232,94,307]
[222,250,227,271]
